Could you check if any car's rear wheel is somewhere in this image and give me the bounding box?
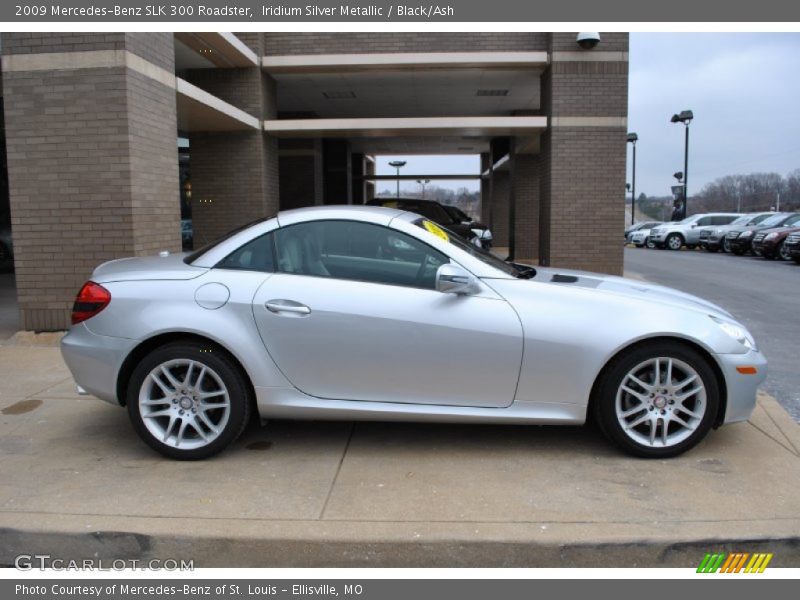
[127,341,250,460]
[666,233,684,251]
[593,342,719,458]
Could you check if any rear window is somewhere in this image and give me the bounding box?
[184,216,274,264]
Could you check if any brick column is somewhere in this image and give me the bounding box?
[539,33,629,275]
[185,34,279,244]
[2,33,180,331]
[514,153,540,261]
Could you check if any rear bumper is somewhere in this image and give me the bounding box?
[60,323,138,405]
[717,349,768,424]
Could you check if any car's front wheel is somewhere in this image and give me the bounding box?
[778,241,791,261]
[645,237,656,249]
[593,342,719,458]
[665,233,684,250]
[127,341,251,460]
[723,239,732,253]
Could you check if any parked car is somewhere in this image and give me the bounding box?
[629,223,662,248]
[699,213,774,253]
[649,213,742,250]
[61,205,766,460]
[750,214,800,260]
[625,221,661,245]
[727,213,799,256]
[367,198,484,247]
[784,231,800,264]
[441,204,494,249]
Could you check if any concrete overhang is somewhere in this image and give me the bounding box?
[175,32,258,68]
[262,52,548,74]
[264,116,547,138]
[176,78,260,132]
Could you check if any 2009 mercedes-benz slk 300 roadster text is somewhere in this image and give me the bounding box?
[61,206,766,459]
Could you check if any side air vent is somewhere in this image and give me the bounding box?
[551,274,579,283]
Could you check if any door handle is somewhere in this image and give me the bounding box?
[266,300,311,315]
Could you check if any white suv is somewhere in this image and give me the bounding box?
[649,213,742,250]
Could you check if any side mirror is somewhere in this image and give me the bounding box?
[436,264,480,295]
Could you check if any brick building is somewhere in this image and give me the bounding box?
[0,32,629,331]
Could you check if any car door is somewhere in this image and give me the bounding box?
[251,219,523,408]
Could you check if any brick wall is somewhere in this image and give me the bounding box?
[2,33,179,330]
[537,32,629,275]
[263,33,548,55]
[515,153,540,260]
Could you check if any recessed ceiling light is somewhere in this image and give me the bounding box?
[476,89,509,96]
[322,91,356,99]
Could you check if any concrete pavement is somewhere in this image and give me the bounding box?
[1,336,799,567]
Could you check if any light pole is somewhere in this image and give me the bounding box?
[416,179,430,199]
[626,133,638,225]
[670,110,693,219]
[672,171,684,221]
[388,160,406,198]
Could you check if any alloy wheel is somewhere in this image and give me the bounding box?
[138,359,231,450]
[615,357,707,448]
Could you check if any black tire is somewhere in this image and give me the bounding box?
[723,239,732,253]
[665,233,684,251]
[592,341,720,458]
[127,340,251,460]
[645,237,656,249]
[778,241,791,261]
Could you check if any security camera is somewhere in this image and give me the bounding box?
[576,32,601,50]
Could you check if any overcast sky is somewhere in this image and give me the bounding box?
[376,33,800,197]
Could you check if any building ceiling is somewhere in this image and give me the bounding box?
[274,68,541,119]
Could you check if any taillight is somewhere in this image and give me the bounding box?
[71,281,111,325]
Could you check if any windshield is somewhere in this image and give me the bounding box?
[444,205,471,222]
[412,218,521,277]
[759,213,790,228]
[783,214,800,227]
[747,213,773,225]
[730,215,750,226]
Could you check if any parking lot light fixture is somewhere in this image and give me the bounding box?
[416,179,430,199]
[627,133,638,225]
[671,110,693,219]
[388,160,407,198]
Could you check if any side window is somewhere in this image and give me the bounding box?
[274,220,448,289]
[216,232,275,272]
[714,216,737,225]
[696,217,713,226]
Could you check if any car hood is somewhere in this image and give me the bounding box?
[755,225,800,235]
[91,252,208,283]
[509,266,733,318]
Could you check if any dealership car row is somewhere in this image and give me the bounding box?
[625,211,800,264]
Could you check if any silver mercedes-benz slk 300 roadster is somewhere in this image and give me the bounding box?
[61,206,766,460]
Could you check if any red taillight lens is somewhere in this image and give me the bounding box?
[71,281,111,325]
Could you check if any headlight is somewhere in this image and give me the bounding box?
[711,316,757,351]
[765,232,778,241]
[740,230,753,238]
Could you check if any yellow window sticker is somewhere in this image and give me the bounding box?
[422,220,449,242]
[383,201,399,208]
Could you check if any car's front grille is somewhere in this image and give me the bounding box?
[753,233,767,243]
[786,233,800,246]
[726,231,740,240]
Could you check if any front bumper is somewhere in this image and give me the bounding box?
[729,237,752,253]
[716,349,768,424]
[60,323,139,405]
